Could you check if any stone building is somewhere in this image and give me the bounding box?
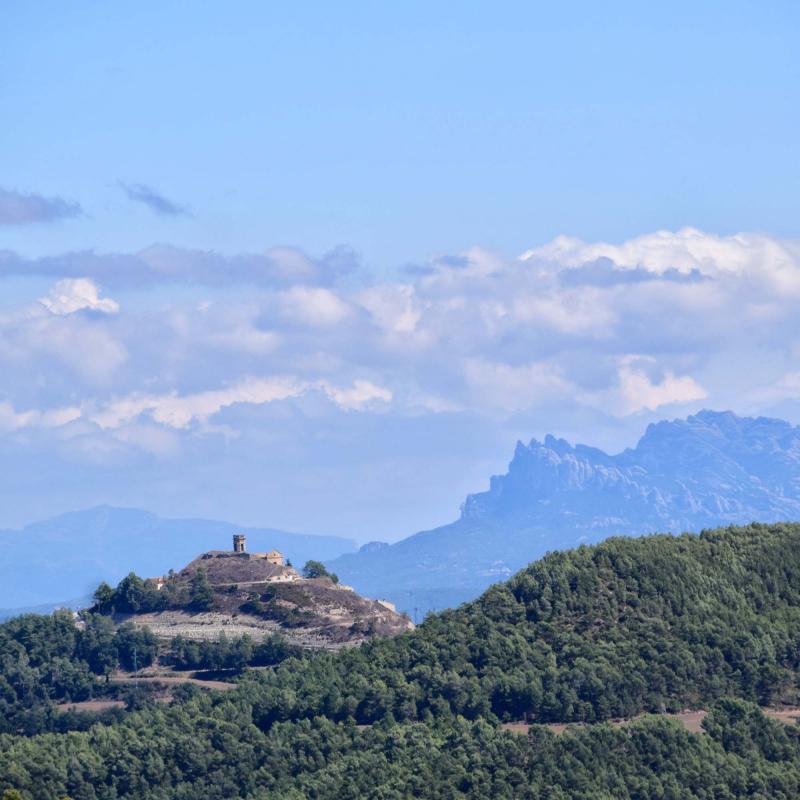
[230,534,284,565]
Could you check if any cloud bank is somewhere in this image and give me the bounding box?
[3,227,800,534]
[5,227,800,435]
[0,244,361,288]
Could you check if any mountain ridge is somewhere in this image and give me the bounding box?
[330,410,800,613]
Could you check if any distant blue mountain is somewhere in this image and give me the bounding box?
[329,410,800,615]
[0,597,91,623]
[0,506,356,611]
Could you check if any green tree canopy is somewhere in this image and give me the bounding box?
[302,560,339,583]
[189,568,214,610]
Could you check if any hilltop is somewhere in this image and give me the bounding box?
[96,534,411,649]
[330,410,800,613]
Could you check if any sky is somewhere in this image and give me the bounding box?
[1,2,799,539]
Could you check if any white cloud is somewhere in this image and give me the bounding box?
[40,278,119,315]
[323,379,392,410]
[4,227,800,460]
[91,377,307,430]
[280,286,352,326]
[108,422,181,457]
[89,376,392,431]
[579,357,709,416]
[615,361,708,414]
[0,304,127,383]
[522,227,800,292]
[510,288,616,336]
[202,320,281,355]
[463,359,571,412]
[358,285,421,335]
[0,401,81,434]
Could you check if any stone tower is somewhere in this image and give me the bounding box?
[233,533,246,553]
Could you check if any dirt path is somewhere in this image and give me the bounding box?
[56,674,234,715]
[108,673,237,690]
[57,700,126,714]
[502,707,800,736]
[211,579,300,587]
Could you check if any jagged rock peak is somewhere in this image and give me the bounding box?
[460,410,800,528]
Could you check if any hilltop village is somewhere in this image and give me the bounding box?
[97,534,412,650]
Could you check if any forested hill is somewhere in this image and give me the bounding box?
[5,523,800,797]
[249,522,800,726]
[331,410,800,614]
[6,523,800,728]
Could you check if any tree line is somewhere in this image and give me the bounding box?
[3,697,800,798]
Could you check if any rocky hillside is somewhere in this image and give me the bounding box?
[330,410,800,614]
[106,548,412,650]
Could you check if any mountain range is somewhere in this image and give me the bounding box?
[328,410,800,614]
[0,506,356,617]
[6,409,800,620]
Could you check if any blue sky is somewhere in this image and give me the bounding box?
[4,2,800,264]
[1,2,800,538]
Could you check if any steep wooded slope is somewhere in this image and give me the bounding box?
[259,522,800,725]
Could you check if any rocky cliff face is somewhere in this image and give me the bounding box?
[330,411,800,615]
[462,411,800,532]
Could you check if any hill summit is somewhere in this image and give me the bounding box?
[97,533,412,650]
[330,410,800,614]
